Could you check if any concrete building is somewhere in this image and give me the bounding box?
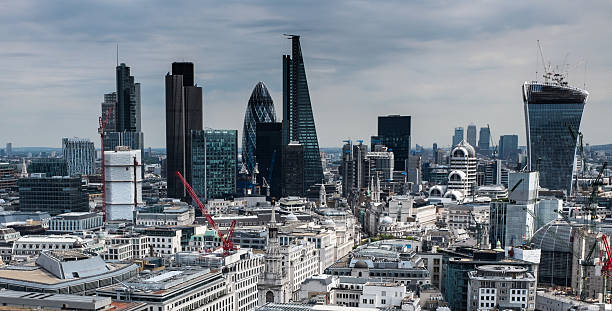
[12,235,89,257]
[62,137,95,176]
[447,140,477,198]
[467,265,536,311]
[98,268,233,311]
[102,233,150,262]
[366,146,394,183]
[0,228,20,262]
[135,201,194,226]
[48,212,103,233]
[0,250,138,294]
[105,146,143,221]
[143,227,182,257]
[0,289,146,311]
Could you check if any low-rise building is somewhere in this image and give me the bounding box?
[102,234,150,261]
[12,235,88,257]
[143,227,182,257]
[0,227,20,262]
[135,201,194,226]
[467,265,536,311]
[48,212,103,233]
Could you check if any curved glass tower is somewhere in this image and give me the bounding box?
[523,77,587,192]
[241,82,276,174]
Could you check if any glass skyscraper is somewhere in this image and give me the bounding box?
[191,129,237,200]
[478,127,491,156]
[62,137,95,176]
[523,79,587,192]
[242,82,276,175]
[282,35,323,192]
[452,127,464,146]
[371,115,411,171]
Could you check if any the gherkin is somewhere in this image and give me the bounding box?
[241,82,276,174]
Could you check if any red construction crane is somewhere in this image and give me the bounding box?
[175,171,236,255]
[602,234,612,278]
[98,107,114,222]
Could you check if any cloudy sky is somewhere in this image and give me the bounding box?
[1,1,611,149]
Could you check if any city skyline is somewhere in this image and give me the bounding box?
[1,1,612,149]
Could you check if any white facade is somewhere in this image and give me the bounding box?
[62,137,96,176]
[145,229,182,257]
[105,146,143,221]
[467,265,536,311]
[12,235,87,256]
[49,212,104,232]
[448,140,477,197]
[102,234,150,261]
[360,283,407,309]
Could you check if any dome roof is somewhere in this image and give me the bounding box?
[530,221,573,252]
[285,213,298,222]
[444,190,464,201]
[380,216,394,225]
[429,185,447,197]
[354,260,368,269]
[452,140,476,158]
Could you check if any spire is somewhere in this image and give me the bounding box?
[270,203,277,224]
[20,158,27,178]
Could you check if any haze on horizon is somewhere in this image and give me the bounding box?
[1,0,611,149]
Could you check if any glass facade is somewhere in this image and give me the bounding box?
[478,127,490,156]
[29,158,68,177]
[283,35,323,192]
[373,115,411,171]
[191,129,237,200]
[62,137,95,176]
[523,82,587,192]
[18,176,89,215]
[242,82,276,175]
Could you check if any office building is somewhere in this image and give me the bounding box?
[466,124,477,147]
[282,35,323,191]
[242,82,277,175]
[452,127,464,146]
[447,140,477,198]
[499,134,519,163]
[115,63,141,132]
[371,115,411,170]
[366,146,394,183]
[523,77,587,192]
[478,127,491,156]
[191,129,237,200]
[5,143,11,157]
[467,265,536,311]
[105,146,143,222]
[48,212,104,233]
[0,163,17,189]
[165,62,203,199]
[340,142,354,196]
[28,158,67,177]
[62,137,95,176]
[18,175,88,215]
[282,142,305,196]
[256,122,283,198]
[101,92,117,132]
[0,250,138,295]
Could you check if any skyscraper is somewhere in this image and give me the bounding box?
[282,35,323,192]
[523,76,587,192]
[62,138,95,176]
[165,62,203,199]
[256,122,283,199]
[101,92,117,132]
[466,124,477,147]
[115,63,141,132]
[372,115,411,171]
[478,127,491,156]
[242,82,276,175]
[283,142,304,196]
[499,134,519,163]
[452,127,464,146]
[191,129,237,200]
[5,143,11,157]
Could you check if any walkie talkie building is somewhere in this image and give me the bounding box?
[523,75,587,192]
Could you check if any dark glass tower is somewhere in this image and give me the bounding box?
[282,35,323,192]
[283,142,305,196]
[478,127,491,156]
[372,115,411,171]
[191,129,237,200]
[256,122,283,199]
[116,63,141,132]
[523,79,587,192]
[499,134,519,163]
[242,82,276,175]
[165,62,203,199]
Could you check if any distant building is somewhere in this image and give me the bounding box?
[478,127,491,156]
[165,62,203,200]
[371,115,411,171]
[256,122,283,198]
[101,92,117,132]
[283,142,305,197]
[28,158,67,177]
[452,127,464,147]
[5,143,12,157]
[18,175,88,215]
[105,146,143,221]
[447,140,477,198]
[466,124,477,147]
[499,134,519,163]
[191,129,237,200]
[282,35,324,191]
[242,82,277,176]
[0,163,17,189]
[62,137,95,176]
[366,146,394,183]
